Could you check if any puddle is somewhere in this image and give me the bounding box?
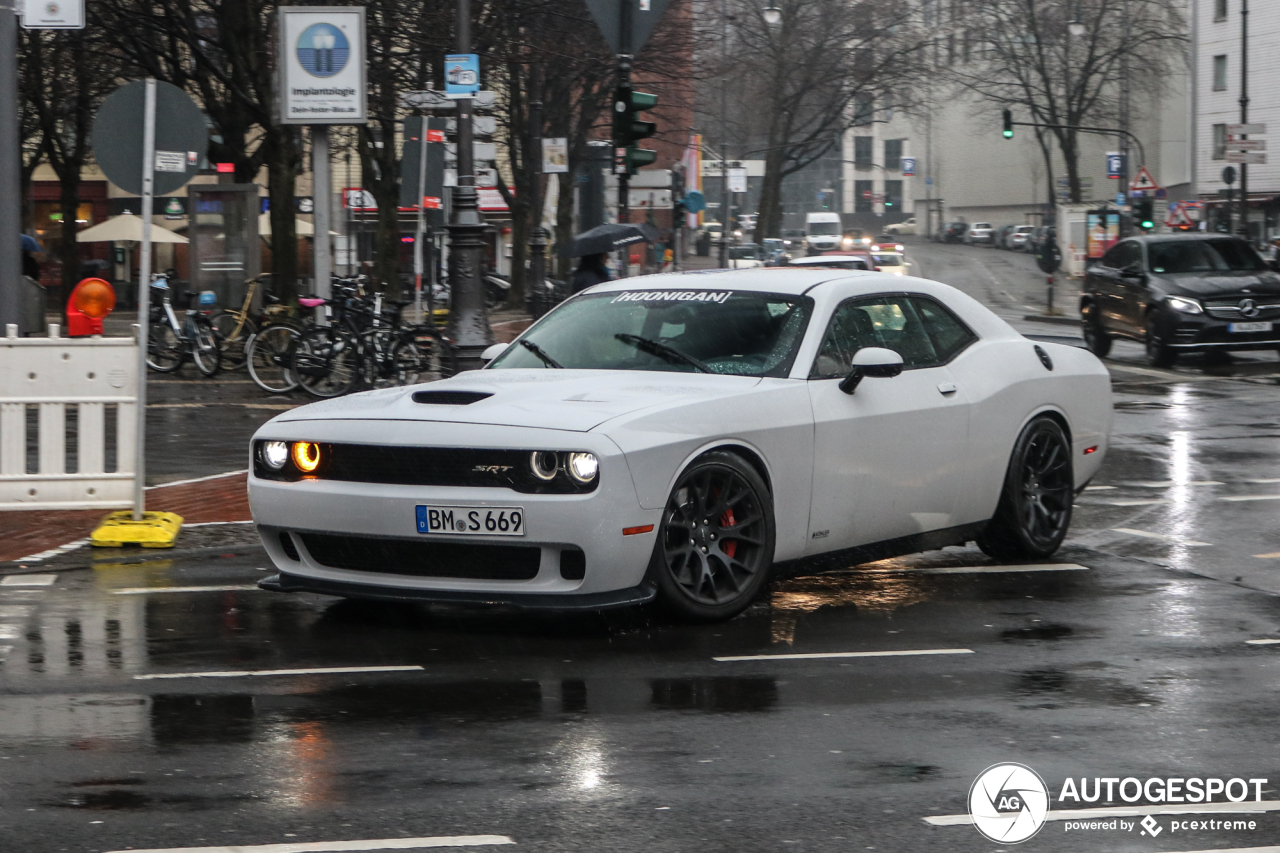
[59,789,149,810]
[650,677,778,713]
[1002,624,1074,641]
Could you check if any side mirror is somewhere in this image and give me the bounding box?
[1121,262,1145,279]
[839,347,904,394]
[481,342,509,363]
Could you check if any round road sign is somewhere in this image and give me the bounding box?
[92,80,208,196]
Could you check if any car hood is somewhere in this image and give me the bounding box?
[275,370,764,433]
[1162,270,1280,297]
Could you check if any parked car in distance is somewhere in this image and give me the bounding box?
[994,224,1017,249]
[872,237,905,253]
[761,238,789,266]
[727,244,765,269]
[780,228,806,252]
[870,252,910,275]
[1008,225,1037,250]
[1028,225,1057,254]
[885,217,916,236]
[938,221,967,243]
[786,252,873,270]
[1081,234,1280,367]
[965,223,996,245]
[805,212,844,254]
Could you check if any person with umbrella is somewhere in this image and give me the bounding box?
[560,222,660,293]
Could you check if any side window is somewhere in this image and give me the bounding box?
[1116,241,1141,269]
[811,295,939,378]
[1099,242,1126,268]
[912,296,977,362]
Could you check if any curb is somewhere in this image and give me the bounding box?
[1022,314,1080,327]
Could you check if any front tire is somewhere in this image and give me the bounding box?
[977,417,1074,561]
[1082,303,1112,358]
[1145,312,1177,368]
[651,451,775,622]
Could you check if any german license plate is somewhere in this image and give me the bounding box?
[416,505,525,537]
[1229,321,1272,333]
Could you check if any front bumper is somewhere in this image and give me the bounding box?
[1157,308,1280,351]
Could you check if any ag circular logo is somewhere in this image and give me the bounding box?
[968,763,1050,844]
[296,23,349,78]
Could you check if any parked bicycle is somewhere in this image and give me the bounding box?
[145,273,222,377]
[211,274,293,371]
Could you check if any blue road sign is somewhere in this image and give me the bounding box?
[1107,152,1126,179]
[901,157,916,176]
[1115,193,1126,205]
[444,54,480,98]
[925,176,933,186]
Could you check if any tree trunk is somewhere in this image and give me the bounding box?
[753,144,787,243]
[1059,129,1082,204]
[360,125,402,299]
[57,175,81,325]
[263,128,299,303]
[554,171,574,280]
[1035,126,1055,214]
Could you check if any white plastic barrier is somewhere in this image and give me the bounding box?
[0,325,139,510]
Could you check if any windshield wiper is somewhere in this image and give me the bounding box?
[614,333,711,373]
[518,338,564,368]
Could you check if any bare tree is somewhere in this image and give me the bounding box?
[947,0,1185,204]
[707,0,929,243]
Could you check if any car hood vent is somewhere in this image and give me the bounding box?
[412,390,493,405]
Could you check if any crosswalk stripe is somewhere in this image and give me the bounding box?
[112,585,261,596]
[1112,528,1212,546]
[104,836,516,853]
[133,665,425,681]
[0,574,57,586]
[714,648,973,663]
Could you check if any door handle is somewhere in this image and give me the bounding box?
[937,382,958,395]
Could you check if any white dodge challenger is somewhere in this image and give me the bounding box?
[250,269,1111,621]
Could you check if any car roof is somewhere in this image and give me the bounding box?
[584,268,887,296]
[1125,233,1251,243]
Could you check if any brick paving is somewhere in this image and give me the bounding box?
[0,472,251,563]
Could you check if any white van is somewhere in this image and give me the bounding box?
[805,212,842,253]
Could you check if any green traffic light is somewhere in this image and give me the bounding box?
[1003,130,1014,138]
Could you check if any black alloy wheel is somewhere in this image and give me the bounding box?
[977,418,1074,560]
[1145,312,1178,368]
[652,451,775,622]
[1081,303,1112,358]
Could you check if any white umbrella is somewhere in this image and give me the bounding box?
[75,214,189,244]
[258,212,337,237]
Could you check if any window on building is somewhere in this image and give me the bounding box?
[884,139,903,170]
[1214,0,1228,22]
[884,180,903,212]
[1213,55,1228,91]
[1212,123,1227,160]
[855,180,873,213]
[853,93,874,126]
[962,29,971,63]
[854,136,874,168]
[947,34,956,65]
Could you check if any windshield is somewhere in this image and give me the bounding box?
[1148,239,1264,274]
[872,254,903,266]
[729,246,760,259]
[808,222,841,235]
[488,290,813,378]
[972,223,992,230]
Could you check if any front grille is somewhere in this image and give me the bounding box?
[299,532,541,580]
[1202,298,1280,320]
[254,443,597,494]
[412,390,493,405]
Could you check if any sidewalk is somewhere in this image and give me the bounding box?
[0,471,251,565]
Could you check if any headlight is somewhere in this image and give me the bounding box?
[262,441,289,470]
[530,451,559,481]
[1166,296,1203,314]
[566,452,599,483]
[291,441,321,473]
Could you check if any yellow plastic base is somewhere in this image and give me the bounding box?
[90,511,184,548]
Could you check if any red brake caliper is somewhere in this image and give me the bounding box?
[720,507,737,558]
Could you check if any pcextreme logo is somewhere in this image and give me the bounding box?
[968,763,1051,843]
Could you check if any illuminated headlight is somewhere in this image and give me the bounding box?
[567,452,599,483]
[291,441,321,473]
[842,237,853,246]
[860,237,871,245]
[1166,296,1203,314]
[261,441,289,470]
[530,451,559,481]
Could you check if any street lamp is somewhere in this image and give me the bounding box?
[1067,19,1086,37]
[763,4,782,25]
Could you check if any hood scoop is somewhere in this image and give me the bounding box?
[412,390,493,405]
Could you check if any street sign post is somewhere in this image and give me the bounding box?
[1227,123,1267,136]
[901,157,916,176]
[21,0,85,28]
[1106,152,1126,179]
[1226,151,1267,165]
[728,168,748,194]
[1129,166,1160,193]
[444,54,480,98]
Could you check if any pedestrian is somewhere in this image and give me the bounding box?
[569,252,611,294]
[20,233,41,281]
[1268,237,1280,265]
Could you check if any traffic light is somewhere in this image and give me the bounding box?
[613,85,658,175]
[1134,196,1155,230]
[1002,109,1014,139]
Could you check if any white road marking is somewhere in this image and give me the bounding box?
[1221,494,1280,502]
[1083,485,1116,491]
[1124,480,1223,488]
[112,585,261,596]
[182,521,255,527]
[0,574,57,586]
[925,799,1280,826]
[11,537,90,563]
[713,648,973,663]
[146,469,249,490]
[0,625,22,640]
[1112,528,1212,547]
[104,836,515,853]
[875,563,1088,575]
[0,605,35,618]
[0,645,11,660]
[133,665,425,680]
[1246,478,1280,484]
[1099,499,1172,506]
[1255,552,1280,559]
[1246,639,1280,645]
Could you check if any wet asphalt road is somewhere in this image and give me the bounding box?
[6,243,1280,853]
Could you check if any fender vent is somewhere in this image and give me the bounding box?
[1034,345,1054,371]
[411,390,493,405]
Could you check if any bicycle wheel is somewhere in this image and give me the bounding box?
[212,311,257,370]
[292,326,359,397]
[146,322,183,373]
[413,327,459,381]
[188,315,222,377]
[247,324,300,394]
[372,334,426,388]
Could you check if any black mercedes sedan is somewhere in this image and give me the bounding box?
[1080,234,1280,367]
